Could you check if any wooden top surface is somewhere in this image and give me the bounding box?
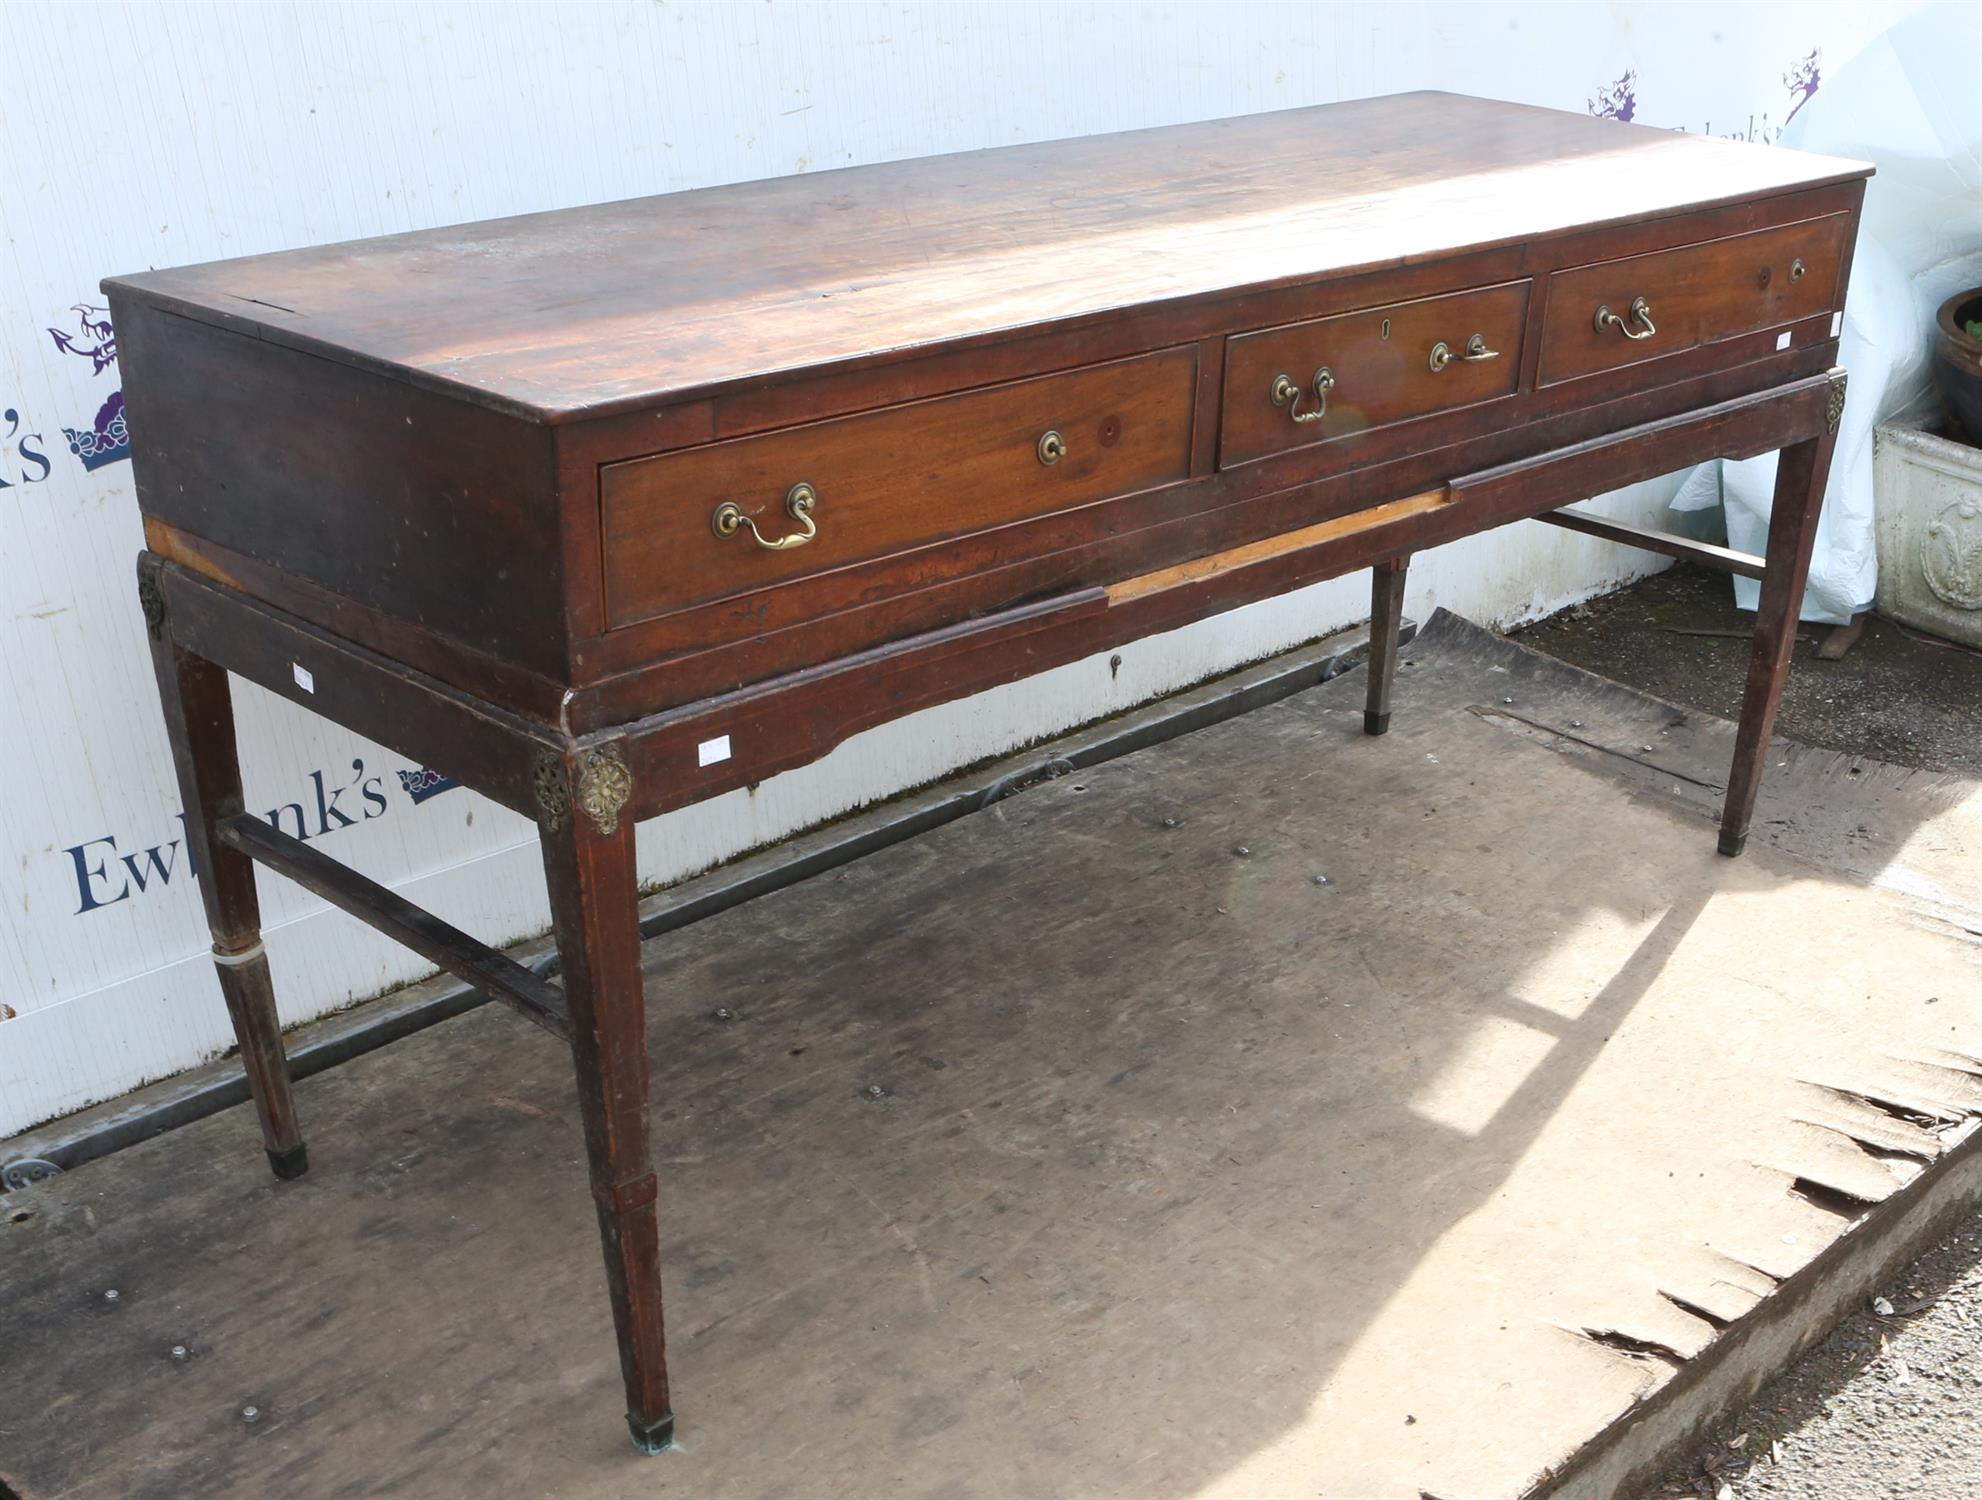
[105,92,1869,424]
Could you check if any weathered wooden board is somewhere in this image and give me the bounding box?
[3,615,1977,1500]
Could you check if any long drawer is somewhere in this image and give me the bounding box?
[1539,214,1851,386]
[600,347,1196,630]
[1219,281,1531,469]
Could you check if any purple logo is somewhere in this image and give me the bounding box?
[1588,70,1637,124]
[47,304,117,374]
[1591,55,1820,147]
[1783,49,1820,127]
[47,302,129,471]
[396,766,460,804]
[65,391,129,472]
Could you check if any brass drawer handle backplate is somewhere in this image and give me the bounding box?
[1037,429,1068,465]
[713,482,819,551]
[1428,333,1500,372]
[1271,367,1335,425]
[1594,296,1658,341]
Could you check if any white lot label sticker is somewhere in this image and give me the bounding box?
[697,734,732,768]
[292,662,315,694]
[1831,311,1844,337]
[1775,330,1793,351]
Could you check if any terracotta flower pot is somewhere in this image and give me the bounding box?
[1932,287,1982,447]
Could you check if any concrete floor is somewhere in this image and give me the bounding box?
[1513,568,1982,1500]
[3,610,1979,1500]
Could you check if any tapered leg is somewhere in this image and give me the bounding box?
[1365,554,1411,736]
[138,555,306,1178]
[537,744,673,1455]
[1719,385,1843,857]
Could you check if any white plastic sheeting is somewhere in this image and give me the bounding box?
[1672,0,1982,623]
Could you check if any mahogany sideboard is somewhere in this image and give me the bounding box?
[106,93,1869,1454]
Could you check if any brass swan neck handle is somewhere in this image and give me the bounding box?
[713,482,819,551]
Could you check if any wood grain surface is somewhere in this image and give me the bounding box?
[600,347,1195,629]
[1540,212,1852,386]
[1220,280,1530,467]
[103,93,1869,420]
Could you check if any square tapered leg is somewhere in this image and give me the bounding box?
[1365,555,1411,737]
[1720,377,1844,857]
[537,742,674,1453]
[139,556,306,1179]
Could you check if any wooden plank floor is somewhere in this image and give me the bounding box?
[3,615,1978,1500]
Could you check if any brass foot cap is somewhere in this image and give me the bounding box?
[267,1143,310,1180]
[628,1412,676,1455]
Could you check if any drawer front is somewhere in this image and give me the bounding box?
[1539,214,1850,386]
[601,347,1196,630]
[1219,281,1530,469]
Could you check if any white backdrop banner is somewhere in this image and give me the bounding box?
[0,0,1920,1134]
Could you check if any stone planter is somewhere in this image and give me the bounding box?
[1873,420,1982,649]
